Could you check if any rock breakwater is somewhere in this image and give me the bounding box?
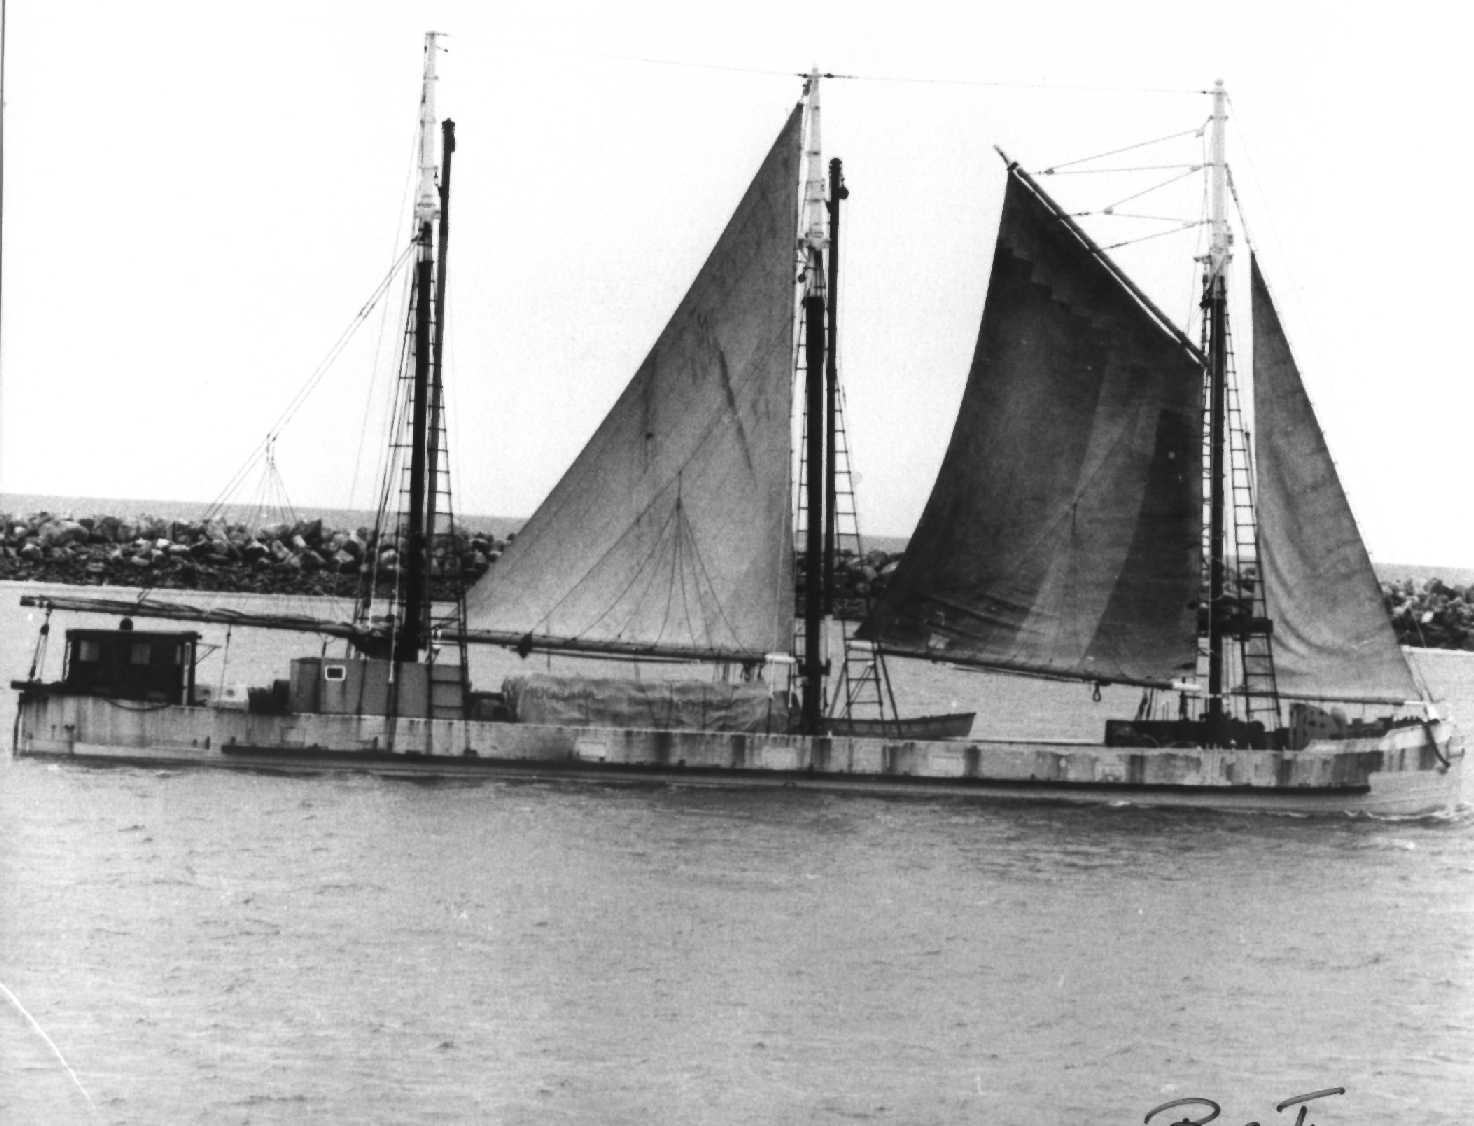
[0,511,507,601]
[1382,577,1474,651]
[2,511,1468,650]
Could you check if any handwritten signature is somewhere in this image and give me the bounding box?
[1144,1087,1346,1125]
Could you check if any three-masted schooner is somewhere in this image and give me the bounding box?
[11,47,1464,815]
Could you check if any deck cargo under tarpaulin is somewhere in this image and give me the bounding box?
[502,674,790,733]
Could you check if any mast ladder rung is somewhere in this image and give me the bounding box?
[1198,301,1284,728]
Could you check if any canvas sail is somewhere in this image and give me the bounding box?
[461,107,803,660]
[1250,257,1419,704]
[861,169,1204,687]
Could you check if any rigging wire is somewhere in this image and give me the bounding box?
[588,53,804,80]
[1091,210,1197,224]
[1222,94,1278,269]
[823,71,1206,96]
[681,502,756,652]
[1020,105,1216,311]
[657,498,688,646]
[559,492,684,641]
[482,39,1205,96]
[1225,165,1260,262]
[244,437,298,531]
[1039,124,1208,174]
[1042,163,1202,175]
[1071,165,1203,219]
[350,113,428,512]
[355,256,419,635]
[1181,121,1214,340]
[439,299,472,581]
[1219,89,1321,381]
[1099,219,1207,252]
[203,241,417,521]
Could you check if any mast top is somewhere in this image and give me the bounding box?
[801,68,827,294]
[415,31,444,229]
[1207,79,1231,280]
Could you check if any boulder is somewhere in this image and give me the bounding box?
[138,516,170,540]
[37,518,89,548]
[292,518,323,544]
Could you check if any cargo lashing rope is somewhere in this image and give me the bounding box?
[217,624,233,704]
[26,607,52,680]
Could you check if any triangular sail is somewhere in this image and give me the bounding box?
[1250,257,1419,703]
[861,169,1204,687]
[462,108,803,660]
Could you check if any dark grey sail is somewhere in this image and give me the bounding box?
[861,168,1204,688]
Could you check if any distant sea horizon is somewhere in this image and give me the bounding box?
[3,490,1470,587]
[0,490,527,541]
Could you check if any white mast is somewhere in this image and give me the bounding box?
[415,32,443,229]
[1208,79,1231,281]
[801,68,826,295]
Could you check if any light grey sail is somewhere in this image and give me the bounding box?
[462,108,803,660]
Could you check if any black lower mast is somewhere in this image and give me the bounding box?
[801,278,826,736]
[396,219,434,664]
[823,158,846,616]
[425,119,455,597]
[1206,270,1228,738]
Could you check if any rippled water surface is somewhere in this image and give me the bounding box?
[3,584,1473,1123]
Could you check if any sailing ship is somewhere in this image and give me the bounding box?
[10,43,1465,815]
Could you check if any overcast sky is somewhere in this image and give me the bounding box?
[2,1,1468,566]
